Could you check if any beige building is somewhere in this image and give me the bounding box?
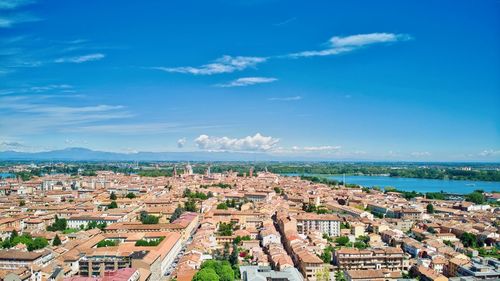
[334,247,405,271]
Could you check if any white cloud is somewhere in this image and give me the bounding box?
[478,149,500,157]
[289,33,410,58]
[289,47,353,58]
[0,13,40,28]
[216,77,277,87]
[177,137,187,148]
[410,151,431,157]
[274,145,341,154]
[268,96,302,101]
[152,55,267,75]
[29,84,73,92]
[297,145,342,152]
[0,0,34,9]
[195,133,279,152]
[330,33,409,47]
[0,140,25,149]
[55,53,105,63]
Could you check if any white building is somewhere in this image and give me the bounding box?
[296,213,341,237]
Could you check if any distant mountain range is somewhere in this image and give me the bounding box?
[0,147,299,161]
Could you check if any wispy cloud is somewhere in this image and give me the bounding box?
[274,17,297,26]
[177,137,187,148]
[152,32,410,80]
[0,140,26,149]
[195,133,279,152]
[0,13,40,28]
[0,95,131,135]
[270,145,345,156]
[151,55,267,75]
[74,123,178,134]
[55,53,105,63]
[71,123,223,135]
[0,0,34,9]
[294,145,341,152]
[288,33,411,58]
[28,84,73,92]
[268,96,302,101]
[478,149,500,157]
[216,77,277,87]
[410,151,431,157]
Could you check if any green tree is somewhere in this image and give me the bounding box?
[110,192,117,200]
[170,205,185,222]
[223,243,230,260]
[53,234,61,246]
[460,232,478,248]
[219,263,235,281]
[218,223,234,236]
[27,237,48,251]
[126,192,136,199]
[316,266,330,281]
[140,214,159,224]
[192,268,220,281]
[335,236,349,246]
[108,201,118,209]
[319,248,332,263]
[229,244,239,266]
[19,200,25,207]
[217,203,228,210]
[466,192,485,204]
[335,270,346,281]
[427,203,435,214]
[184,199,197,212]
[354,241,367,249]
[47,216,67,232]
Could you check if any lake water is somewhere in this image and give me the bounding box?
[286,174,500,194]
[0,173,15,178]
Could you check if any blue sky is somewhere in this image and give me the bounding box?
[0,0,499,161]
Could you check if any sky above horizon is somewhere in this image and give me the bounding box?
[0,0,499,161]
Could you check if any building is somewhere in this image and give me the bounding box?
[240,265,304,281]
[456,258,500,280]
[334,248,405,271]
[0,250,52,271]
[78,232,181,281]
[344,269,402,281]
[67,216,121,229]
[64,268,140,281]
[296,213,341,237]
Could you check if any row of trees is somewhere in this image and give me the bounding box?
[110,192,136,200]
[135,237,164,246]
[183,188,213,200]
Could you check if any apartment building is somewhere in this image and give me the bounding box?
[78,232,181,280]
[334,247,405,271]
[296,213,341,237]
[0,249,52,270]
